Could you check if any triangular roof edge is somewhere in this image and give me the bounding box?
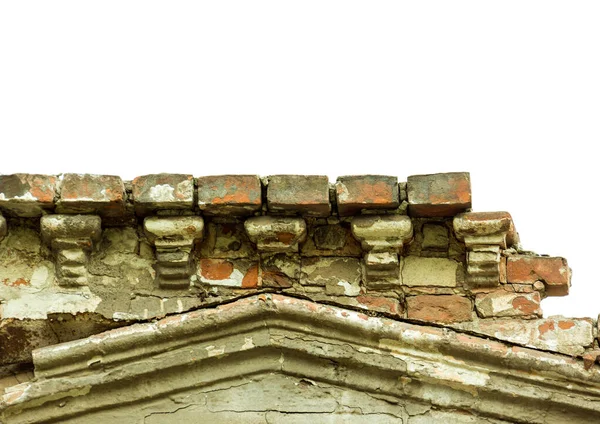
[3,294,600,423]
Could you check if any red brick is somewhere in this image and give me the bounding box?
[57,174,125,216]
[507,256,570,296]
[335,175,399,216]
[356,295,401,315]
[132,174,194,215]
[197,259,258,288]
[0,174,57,217]
[241,264,259,288]
[200,259,234,280]
[406,295,472,323]
[197,175,262,216]
[583,350,600,370]
[267,175,330,217]
[407,172,471,217]
[475,290,542,318]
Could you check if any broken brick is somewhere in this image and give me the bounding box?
[507,256,571,296]
[0,174,57,217]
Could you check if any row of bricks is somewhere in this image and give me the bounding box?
[198,255,570,297]
[0,172,471,218]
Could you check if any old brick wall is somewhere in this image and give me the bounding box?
[1,172,599,423]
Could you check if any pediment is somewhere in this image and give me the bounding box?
[3,294,600,423]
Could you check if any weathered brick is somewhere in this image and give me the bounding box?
[197,259,258,288]
[307,294,402,316]
[199,221,256,259]
[336,175,399,216]
[197,175,262,216]
[355,295,401,315]
[507,256,570,296]
[475,290,542,318]
[401,256,458,287]
[132,174,194,215]
[0,174,57,217]
[313,225,346,250]
[453,317,594,356]
[300,224,362,257]
[57,174,125,216]
[406,295,472,323]
[260,253,300,288]
[583,350,600,370]
[301,257,361,296]
[407,172,471,217]
[267,175,330,217]
[421,223,448,251]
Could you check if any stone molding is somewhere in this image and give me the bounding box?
[2,295,599,423]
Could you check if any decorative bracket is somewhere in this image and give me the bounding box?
[144,216,204,288]
[244,216,307,253]
[40,215,102,287]
[351,215,413,283]
[453,212,517,286]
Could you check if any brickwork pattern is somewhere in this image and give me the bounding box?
[0,172,595,373]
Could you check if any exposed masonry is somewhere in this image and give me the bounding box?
[0,172,597,368]
[3,172,600,423]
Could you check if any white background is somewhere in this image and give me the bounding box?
[1,2,598,317]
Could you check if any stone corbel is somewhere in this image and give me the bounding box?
[453,212,517,286]
[144,216,204,289]
[244,216,307,252]
[0,213,6,242]
[351,215,413,284]
[40,215,102,287]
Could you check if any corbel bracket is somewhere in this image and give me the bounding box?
[41,214,102,287]
[244,216,307,253]
[454,212,517,286]
[351,215,413,283]
[144,216,204,288]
